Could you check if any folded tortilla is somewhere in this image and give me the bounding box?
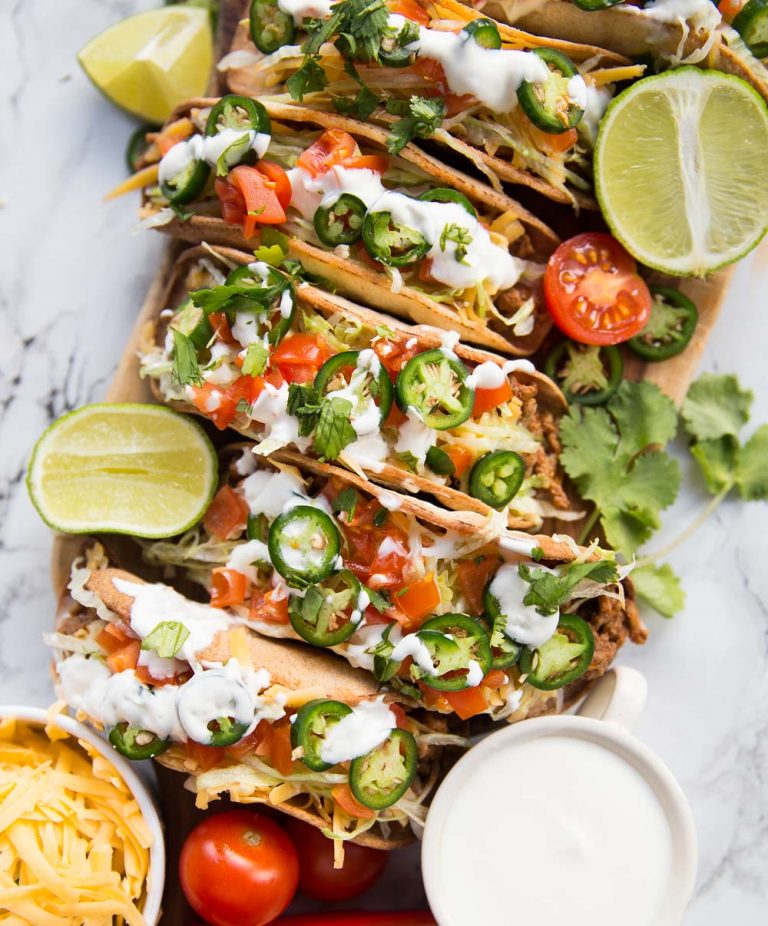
[141,244,573,530]
[139,98,561,355]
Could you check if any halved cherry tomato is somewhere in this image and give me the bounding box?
[472,379,513,416]
[389,0,431,26]
[332,783,376,820]
[443,685,489,720]
[456,555,499,615]
[250,587,290,624]
[396,573,441,622]
[255,159,292,210]
[445,444,474,478]
[203,486,249,540]
[210,567,248,608]
[106,640,140,675]
[271,333,331,383]
[543,232,652,346]
[180,809,298,926]
[185,741,227,772]
[297,130,359,177]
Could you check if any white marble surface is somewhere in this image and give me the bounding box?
[1,1,767,922]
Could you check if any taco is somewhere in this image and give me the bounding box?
[139,245,577,530]
[218,0,643,204]
[126,94,564,355]
[49,542,456,849]
[139,443,647,720]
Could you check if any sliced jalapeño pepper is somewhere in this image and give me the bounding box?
[314,193,367,246]
[425,445,456,476]
[395,350,474,430]
[291,699,352,771]
[519,614,594,690]
[170,296,214,350]
[268,506,341,587]
[314,350,393,424]
[627,286,698,361]
[415,613,492,691]
[249,0,296,54]
[247,511,269,542]
[379,19,415,67]
[462,17,502,49]
[569,0,624,9]
[288,570,363,647]
[108,723,169,761]
[159,148,210,206]
[733,0,768,57]
[126,123,158,173]
[516,48,584,134]
[349,728,418,809]
[207,717,250,747]
[468,450,525,509]
[205,93,271,137]
[362,210,431,267]
[418,188,477,217]
[482,584,523,670]
[544,341,623,406]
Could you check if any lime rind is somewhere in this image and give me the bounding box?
[27,404,218,539]
[594,67,768,276]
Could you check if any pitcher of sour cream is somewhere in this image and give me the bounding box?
[422,667,697,926]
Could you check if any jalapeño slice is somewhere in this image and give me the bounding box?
[569,0,625,8]
[479,603,522,670]
[349,728,418,809]
[517,47,584,134]
[462,17,502,49]
[159,150,210,206]
[627,286,699,361]
[733,0,768,57]
[418,188,477,217]
[177,671,254,746]
[379,20,414,67]
[362,210,431,267]
[314,350,393,424]
[543,341,623,406]
[396,349,474,430]
[288,570,363,647]
[314,193,367,246]
[519,614,594,690]
[249,0,296,54]
[170,296,214,350]
[205,93,271,137]
[291,698,352,771]
[108,723,169,761]
[206,717,250,747]
[425,445,456,476]
[415,613,492,691]
[126,123,158,173]
[468,450,525,509]
[268,506,341,587]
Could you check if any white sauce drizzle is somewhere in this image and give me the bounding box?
[487,564,559,647]
[319,697,397,765]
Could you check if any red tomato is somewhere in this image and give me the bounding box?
[389,0,431,26]
[718,0,744,20]
[256,159,292,210]
[444,444,473,478]
[106,640,140,675]
[297,130,359,176]
[396,573,441,622]
[250,587,290,624]
[543,232,652,346]
[271,333,331,383]
[185,741,227,772]
[180,810,298,926]
[344,154,390,174]
[210,567,248,608]
[472,379,513,416]
[215,166,287,239]
[284,819,387,902]
[203,486,249,540]
[332,783,376,820]
[366,536,410,590]
[443,685,489,720]
[529,123,578,154]
[456,555,498,615]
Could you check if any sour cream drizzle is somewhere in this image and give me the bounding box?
[158,129,271,184]
[487,563,558,647]
[319,697,397,764]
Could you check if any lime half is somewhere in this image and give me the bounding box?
[595,67,768,276]
[27,404,217,538]
[78,6,213,123]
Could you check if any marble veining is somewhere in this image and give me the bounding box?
[0,1,766,920]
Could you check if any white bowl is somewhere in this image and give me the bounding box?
[0,704,165,926]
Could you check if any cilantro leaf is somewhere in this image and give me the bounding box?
[191,281,285,316]
[386,96,446,156]
[141,621,190,658]
[440,223,473,264]
[600,507,658,558]
[690,435,739,495]
[287,382,323,437]
[170,328,203,387]
[333,84,381,119]
[682,373,753,441]
[735,424,768,500]
[631,563,685,619]
[519,560,618,616]
[287,56,328,100]
[313,397,356,460]
[241,341,268,376]
[252,244,286,266]
[332,486,358,520]
[610,380,678,457]
[364,586,391,613]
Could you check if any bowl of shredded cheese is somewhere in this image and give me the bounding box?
[0,704,165,926]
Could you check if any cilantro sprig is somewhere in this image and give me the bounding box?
[385,96,447,155]
[170,329,203,387]
[519,560,619,616]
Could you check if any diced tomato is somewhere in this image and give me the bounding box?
[443,686,489,721]
[445,444,473,478]
[718,0,744,20]
[332,784,377,820]
[215,175,247,226]
[271,333,331,383]
[210,567,248,608]
[135,664,192,688]
[445,92,474,117]
[188,382,239,430]
[412,56,446,85]
[385,404,408,428]
[389,0,430,26]
[215,165,287,239]
[483,669,507,690]
[367,536,411,590]
[256,159,292,210]
[456,555,499,615]
[270,720,295,776]
[250,587,290,624]
[472,379,513,416]
[529,123,578,155]
[388,703,409,730]
[208,311,237,345]
[344,154,390,174]
[186,741,227,772]
[396,573,441,623]
[96,620,138,655]
[203,485,249,540]
[107,640,140,675]
[297,130,360,177]
[372,336,420,377]
[418,682,451,712]
[225,720,269,761]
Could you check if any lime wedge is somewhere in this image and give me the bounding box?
[594,68,768,276]
[78,7,213,123]
[27,405,217,538]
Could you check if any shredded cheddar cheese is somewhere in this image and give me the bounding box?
[0,716,152,926]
